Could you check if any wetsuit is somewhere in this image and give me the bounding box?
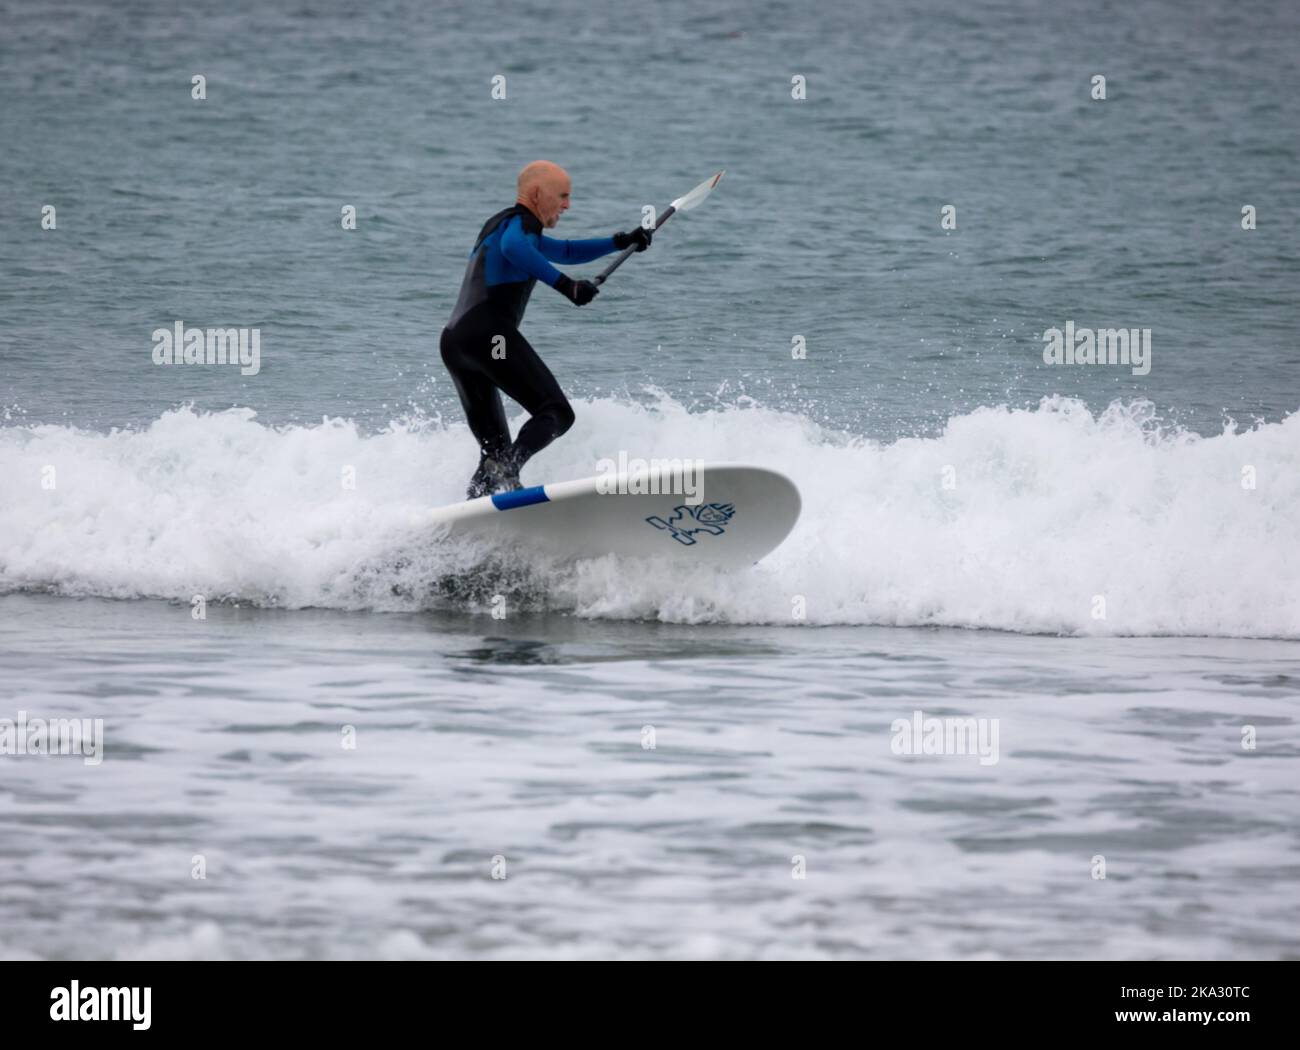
[439,204,620,493]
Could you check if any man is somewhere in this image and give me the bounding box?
[440,160,652,498]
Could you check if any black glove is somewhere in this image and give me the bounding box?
[613,226,653,252]
[555,274,600,306]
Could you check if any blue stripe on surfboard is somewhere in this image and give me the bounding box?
[491,485,550,511]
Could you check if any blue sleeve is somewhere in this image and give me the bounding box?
[499,216,566,287]
[539,233,618,265]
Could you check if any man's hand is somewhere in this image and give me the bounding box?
[613,226,654,252]
[555,274,600,306]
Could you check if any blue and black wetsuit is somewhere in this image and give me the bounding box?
[440,204,619,489]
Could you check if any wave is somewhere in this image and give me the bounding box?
[1,395,1297,636]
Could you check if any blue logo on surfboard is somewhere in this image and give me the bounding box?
[645,503,735,546]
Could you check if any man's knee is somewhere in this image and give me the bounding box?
[533,398,574,437]
[549,399,576,436]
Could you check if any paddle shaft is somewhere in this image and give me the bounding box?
[593,205,677,286]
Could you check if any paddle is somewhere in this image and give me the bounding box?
[592,170,725,287]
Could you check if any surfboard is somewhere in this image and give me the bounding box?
[426,463,800,568]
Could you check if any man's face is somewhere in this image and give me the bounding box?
[536,176,571,228]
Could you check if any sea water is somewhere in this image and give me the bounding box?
[1,0,1298,958]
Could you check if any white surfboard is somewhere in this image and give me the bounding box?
[426,463,800,568]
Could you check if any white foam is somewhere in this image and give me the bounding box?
[2,397,1297,636]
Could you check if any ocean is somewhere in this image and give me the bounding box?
[1,0,1298,959]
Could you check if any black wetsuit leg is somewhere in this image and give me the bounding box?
[439,329,512,464]
[440,314,576,475]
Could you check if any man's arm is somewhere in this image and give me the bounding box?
[500,215,600,306]
[499,216,566,286]
[538,234,618,265]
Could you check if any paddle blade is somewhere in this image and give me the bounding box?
[671,170,725,212]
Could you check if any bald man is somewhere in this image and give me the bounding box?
[440,161,653,499]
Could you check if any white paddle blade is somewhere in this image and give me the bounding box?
[670,170,725,212]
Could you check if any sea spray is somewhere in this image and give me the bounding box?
[1,396,1297,637]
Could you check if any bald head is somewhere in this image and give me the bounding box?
[516,160,571,228]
